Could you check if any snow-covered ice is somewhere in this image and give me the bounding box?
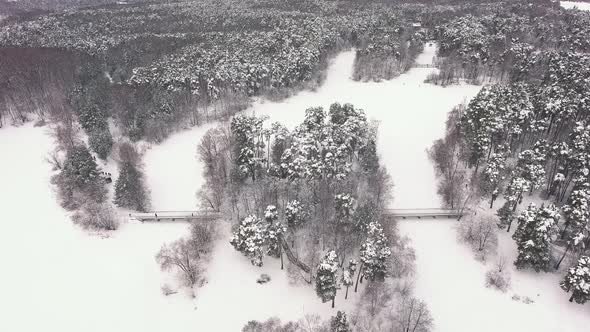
[561,1,590,11]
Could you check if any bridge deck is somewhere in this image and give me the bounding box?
[129,211,221,222]
[384,208,462,219]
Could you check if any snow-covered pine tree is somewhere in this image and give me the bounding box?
[334,194,355,224]
[560,256,590,304]
[561,183,590,240]
[330,311,350,332]
[264,205,286,267]
[556,183,590,269]
[503,175,530,211]
[512,203,560,272]
[516,141,548,194]
[341,259,356,300]
[285,200,306,229]
[88,128,113,160]
[316,250,339,308]
[497,201,516,232]
[114,161,149,212]
[62,145,101,189]
[353,201,378,235]
[359,221,391,285]
[230,215,266,267]
[230,115,265,181]
[483,151,507,208]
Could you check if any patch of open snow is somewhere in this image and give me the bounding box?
[143,122,218,210]
[561,1,590,11]
[0,124,192,332]
[399,219,590,332]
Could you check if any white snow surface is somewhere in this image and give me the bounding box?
[561,1,590,11]
[2,43,590,332]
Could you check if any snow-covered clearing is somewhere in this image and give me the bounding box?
[2,42,589,332]
[399,219,590,332]
[561,1,590,11]
[0,125,193,332]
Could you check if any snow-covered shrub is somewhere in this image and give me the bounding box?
[241,317,301,332]
[485,269,511,292]
[72,202,119,231]
[160,284,176,296]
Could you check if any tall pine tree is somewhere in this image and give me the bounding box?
[512,203,560,272]
[561,256,590,304]
[316,250,339,308]
[114,161,149,212]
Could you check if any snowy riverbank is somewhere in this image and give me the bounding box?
[3,42,589,331]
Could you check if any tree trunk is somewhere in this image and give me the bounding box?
[332,296,335,308]
[354,263,363,292]
[345,286,349,300]
[280,244,284,270]
[560,223,570,240]
[280,238,310,273]
[554,244,570,270]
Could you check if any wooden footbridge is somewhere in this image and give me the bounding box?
[129,210,221,222]
[412,63,436,69]
[384,208,463,219]
[129,208,462,222]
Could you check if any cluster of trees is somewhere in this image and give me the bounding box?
[221,104,393,302]
[242,310,350,332]
[352,19,426,81]
[201,102,431,329]
[432,1,590,84]
[0,0,428,143]
[49,118,149,230]
[430,15,590,301]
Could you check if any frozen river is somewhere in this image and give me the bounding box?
[3,42,589,332]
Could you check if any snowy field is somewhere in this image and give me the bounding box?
[2,42,589,331]
[561,1,590,11]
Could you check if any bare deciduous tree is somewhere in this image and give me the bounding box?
[457,216,498,261]
[391,294,433,332]
[156,222,216,288]
[72,202,119,231]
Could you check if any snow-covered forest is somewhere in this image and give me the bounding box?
[1,0,590,331]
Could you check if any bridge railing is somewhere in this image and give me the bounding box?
[384,208,463,219]
[129,210,221,222]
